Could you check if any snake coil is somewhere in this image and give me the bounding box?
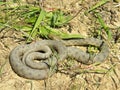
[9,38,109,80]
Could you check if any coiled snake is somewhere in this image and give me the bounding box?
[9,38,109,80]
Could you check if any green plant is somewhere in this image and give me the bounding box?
[95,12,112,40]
[87,0,110,13]
[0,2,84,42]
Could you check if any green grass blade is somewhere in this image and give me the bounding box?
[95,13,112,39]
[48,10,72,27]
[87,0,110,13]
[60,33,84,39]
[39,25,49,39]
[39,26,84,39]
[21,7,40,18]
[27,9,46,41]
[0,1,6,5]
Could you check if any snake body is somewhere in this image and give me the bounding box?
[9,38,109,80]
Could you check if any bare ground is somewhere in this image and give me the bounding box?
[0,0,120,90]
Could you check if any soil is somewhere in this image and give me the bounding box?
[0,0,120,90]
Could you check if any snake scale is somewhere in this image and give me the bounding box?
[9,38,109,80]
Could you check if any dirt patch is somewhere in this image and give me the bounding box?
[0,0,120,90]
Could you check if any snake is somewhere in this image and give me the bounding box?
[9,38,109,80]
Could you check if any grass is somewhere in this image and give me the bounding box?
[0,0,112,41]
[0,0,112,75]
[85,0,112,40]
[0,1,84,42]
[85,0,112,54]
[0,0,119,90]
[87,0,110,13]
[95,12,112,40]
